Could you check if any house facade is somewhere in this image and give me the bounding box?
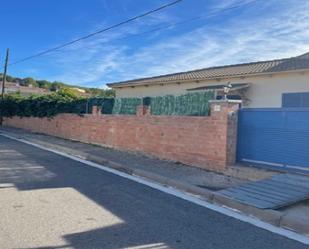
[107,52,309,108]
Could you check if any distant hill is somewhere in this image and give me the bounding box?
[0,74,115,97]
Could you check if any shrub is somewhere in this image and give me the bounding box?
[0,92,87,118]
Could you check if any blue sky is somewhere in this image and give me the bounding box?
[1,0,309,88]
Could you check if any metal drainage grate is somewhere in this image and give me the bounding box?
[218,174,309,209]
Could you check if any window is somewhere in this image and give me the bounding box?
[216,95,242,100]
[282,92,309,107]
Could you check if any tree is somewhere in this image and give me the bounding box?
[50,81,63,91]
[36,80,51,89]
[22,77,37,87]
[57,88,79,99]
[0,74,15,82]
[5,75,14,82]
[1,73,113,97]
[104,89,116,97]
[85,88,115,97]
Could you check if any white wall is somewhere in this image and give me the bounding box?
[245,73,309,108]
[114,71,309,108]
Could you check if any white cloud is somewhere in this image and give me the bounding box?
[46,0,309,87]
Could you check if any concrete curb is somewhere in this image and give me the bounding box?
[212,193,282,226]
[280,214,309,235]
[0,130,308,236]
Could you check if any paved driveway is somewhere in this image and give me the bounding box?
[0,136,307,249]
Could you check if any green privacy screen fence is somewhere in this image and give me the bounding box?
[112,98,142,115]
[110,92,214,116]
[149,92,214,116]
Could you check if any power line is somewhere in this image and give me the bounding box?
[92,0,258,46]
[8,0,182,66]
[10,0,258,64]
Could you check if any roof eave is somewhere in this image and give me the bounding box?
[107,68,309,89]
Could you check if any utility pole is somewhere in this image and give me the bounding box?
[0,48,10,126]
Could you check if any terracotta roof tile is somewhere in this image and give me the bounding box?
[107,52,309,87]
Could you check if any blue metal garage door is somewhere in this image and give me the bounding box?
[237,108,309,172]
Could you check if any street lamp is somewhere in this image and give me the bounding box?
[223,82,232,100]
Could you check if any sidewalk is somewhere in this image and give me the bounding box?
[1,126,309,236]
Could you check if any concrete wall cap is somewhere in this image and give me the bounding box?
[209,100,242,104]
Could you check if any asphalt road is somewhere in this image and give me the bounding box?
[0,136,307,249]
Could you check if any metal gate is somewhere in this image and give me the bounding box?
[237,108,309,172]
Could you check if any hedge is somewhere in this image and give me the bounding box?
[0,93,111,118]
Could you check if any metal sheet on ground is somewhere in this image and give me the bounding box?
[218,174,309,209]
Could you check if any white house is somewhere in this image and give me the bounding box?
[107,52,309,108]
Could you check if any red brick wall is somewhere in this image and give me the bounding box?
[3,101,239,172]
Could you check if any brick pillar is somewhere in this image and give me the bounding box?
[136,105,151,116]
[209,100,241,168]
[92,106,101,116]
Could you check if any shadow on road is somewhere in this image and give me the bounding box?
[0,136,307,249]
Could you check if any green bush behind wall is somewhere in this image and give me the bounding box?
[0,93,109,118]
